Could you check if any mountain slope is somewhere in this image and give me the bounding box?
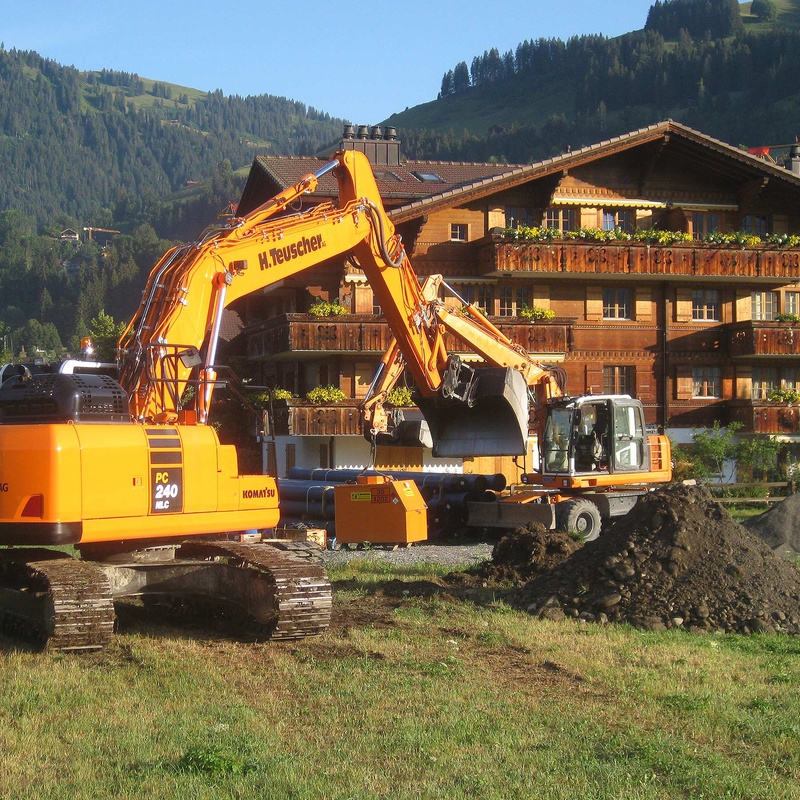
[0,48,343,228]
[386,0,800,162]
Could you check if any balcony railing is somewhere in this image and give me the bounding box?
[269,400,364,437]
[728,400,800,434]
[247,314,393,359]
[479,237,800,281]
[728,320,800,357]
[248,313,572,360]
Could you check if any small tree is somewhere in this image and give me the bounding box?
[0,321,11,364]
[87,310,126,362]
[689,421,743,481]
[750,0,777,21]
[735,434,781,481]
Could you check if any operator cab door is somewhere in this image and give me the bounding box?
[609,399,650,472]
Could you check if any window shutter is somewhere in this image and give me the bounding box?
[735,289,751,322]
[676,365,693,400]
[585,363,604,394]
[635,286,652,322]
[586,286,603,321]
[736,366,751,400]
[675,288,693,322]
[635,367,654,401]
[532,285,550,310]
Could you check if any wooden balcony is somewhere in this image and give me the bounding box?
[269,400,364,436]
[728,400,800,434]
[248,313,571,360]
[247,314,393,359]
[728,320,800,357]
[445,319,572,355]
[480,237,800,281]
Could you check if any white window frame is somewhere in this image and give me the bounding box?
[450,223,468,242]
[692,366,721,399]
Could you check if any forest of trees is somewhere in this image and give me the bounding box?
[431,1,800,164]
[0,49,343,228]
[0,48,346,361]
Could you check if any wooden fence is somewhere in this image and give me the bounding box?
[707,481,794,505]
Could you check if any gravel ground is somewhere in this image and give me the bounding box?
[322,541,494,570]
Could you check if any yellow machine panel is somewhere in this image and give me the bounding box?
[334,477,427,545]
[0,421,280,545]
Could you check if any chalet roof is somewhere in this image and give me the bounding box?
[238,154,526,216]
[237,120,800,222]
[389,120,800,223]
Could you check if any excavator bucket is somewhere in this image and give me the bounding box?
[417,367,530,457]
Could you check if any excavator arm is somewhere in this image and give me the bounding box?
[118,148,565,456]
[118,152,450,423]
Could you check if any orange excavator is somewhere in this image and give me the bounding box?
[0,150,670,650]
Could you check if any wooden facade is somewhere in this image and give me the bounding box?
[239,121,800,446]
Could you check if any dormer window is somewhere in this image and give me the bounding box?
[412,171,444,182]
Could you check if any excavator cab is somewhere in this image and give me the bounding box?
[540,395,651,477]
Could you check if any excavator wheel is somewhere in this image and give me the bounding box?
[556,498,603,542]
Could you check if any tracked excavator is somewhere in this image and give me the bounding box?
[0,149,670,650]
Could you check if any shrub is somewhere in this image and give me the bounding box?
[768,388,800,404]
[308,299,348,317]
[386,386,413,406]
[497,226,800,249]
[248,388,294,408]
[632,228,693,245]
[765,233,800,248]
[518,304,556,321]
[306,385,347,403]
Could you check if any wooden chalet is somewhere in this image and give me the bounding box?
[235,121,800,476]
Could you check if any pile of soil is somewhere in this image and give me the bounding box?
[743,494,800,559]
[500,484,800,634]
[465,526,582,585]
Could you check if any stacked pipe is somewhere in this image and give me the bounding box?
[278,468,506,538]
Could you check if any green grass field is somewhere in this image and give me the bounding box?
[1,556,799,799]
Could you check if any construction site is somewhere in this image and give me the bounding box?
[2,122,800,653]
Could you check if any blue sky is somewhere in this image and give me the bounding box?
[4,1,655,123]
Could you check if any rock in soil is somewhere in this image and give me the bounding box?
[480,484,800,635]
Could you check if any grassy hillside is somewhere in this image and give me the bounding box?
[741,0,800,30]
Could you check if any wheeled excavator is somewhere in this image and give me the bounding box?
[0,149,670,650]
[361,274,672,541]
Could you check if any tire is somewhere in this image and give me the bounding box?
[556,498,603,541]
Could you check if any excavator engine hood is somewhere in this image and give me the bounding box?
[416,366,529,458]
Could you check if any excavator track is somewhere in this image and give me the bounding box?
[175,540,332,640]
[0,549,115,652]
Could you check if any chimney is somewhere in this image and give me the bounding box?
[789,144,800,177]
[339,124,401,167]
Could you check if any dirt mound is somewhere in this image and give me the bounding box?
[447,524,581,586]
[743,494,800,558]
[512,484,800,634]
